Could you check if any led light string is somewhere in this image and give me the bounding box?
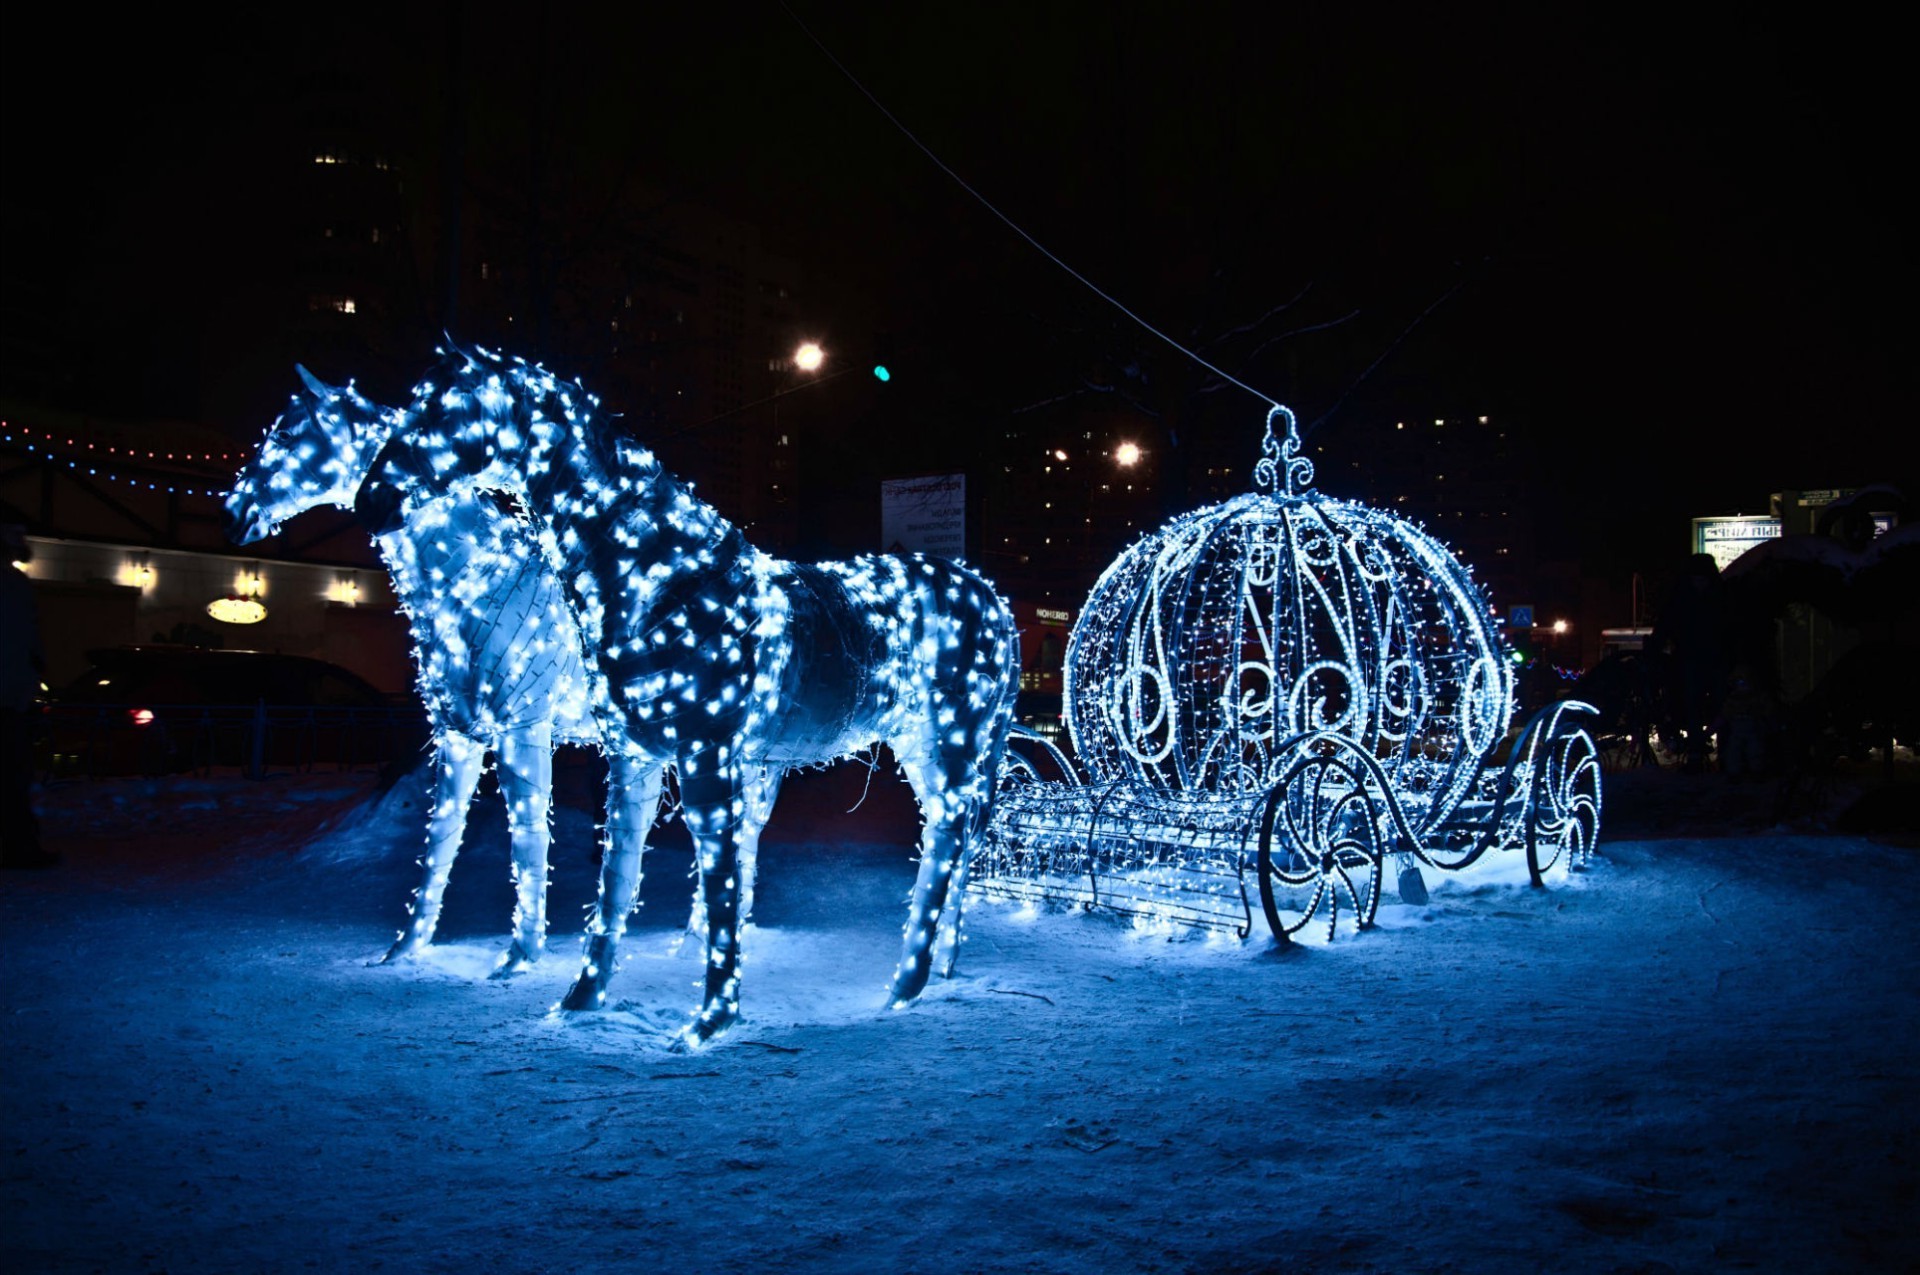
[225,369,602,977]
[969,385,1611,945]
[0,420,243,466]
[356,342,1020,1045]
[2,433,231,499]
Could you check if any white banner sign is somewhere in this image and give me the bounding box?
[1692,515,1781,570]
[881,474,965,558]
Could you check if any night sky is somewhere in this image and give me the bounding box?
[3,4,1908,571]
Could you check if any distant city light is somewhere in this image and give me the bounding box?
[1115,442,1142,467]
[1052,449,1069,462]
[793,342,825,372]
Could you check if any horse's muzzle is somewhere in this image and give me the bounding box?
[223,498,272,546]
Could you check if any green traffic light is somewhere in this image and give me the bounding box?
[873,365,890,382]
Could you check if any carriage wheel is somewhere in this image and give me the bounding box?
[1257,752,1386,944]
[1525,724,1602,886]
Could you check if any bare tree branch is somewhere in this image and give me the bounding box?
[1200,282,1315,352]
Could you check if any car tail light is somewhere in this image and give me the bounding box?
[130,708,155,727]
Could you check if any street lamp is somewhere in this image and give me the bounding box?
[793,341,825,373]
[1115,442,1142,467]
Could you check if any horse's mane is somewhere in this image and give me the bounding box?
[410,341,661,483]
[402,342,762,567]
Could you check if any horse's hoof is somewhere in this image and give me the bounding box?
[488,943,539,980]
[679,1005,738,1048]
[559,976,606,1012]
[887,969,931,1008]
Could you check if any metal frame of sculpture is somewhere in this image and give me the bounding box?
[225,368,625,976]
[354,344,1019,1046]
[971,406,1602,942]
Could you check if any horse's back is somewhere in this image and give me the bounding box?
[754,555,1014,764]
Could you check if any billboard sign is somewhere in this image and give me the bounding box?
[1692,515,1781,570]
[881,474,966,558]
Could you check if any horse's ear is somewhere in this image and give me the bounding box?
[295,364,330,399]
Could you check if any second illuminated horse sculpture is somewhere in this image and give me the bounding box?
[226,369,644,976]
[356,345,1018,1045]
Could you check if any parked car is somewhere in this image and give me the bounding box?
[38,647,428,777]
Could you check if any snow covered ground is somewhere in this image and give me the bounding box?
[4,754,1917,1273]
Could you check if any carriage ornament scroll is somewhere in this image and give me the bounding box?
[969,405,1603,943]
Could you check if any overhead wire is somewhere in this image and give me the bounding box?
[778,1,1284,414]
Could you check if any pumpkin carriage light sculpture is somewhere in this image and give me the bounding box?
[969,407,1602,942]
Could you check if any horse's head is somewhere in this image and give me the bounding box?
[225,366,395,544]
[352,353,559,538]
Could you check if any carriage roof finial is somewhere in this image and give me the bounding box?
[1252,404,1312,497]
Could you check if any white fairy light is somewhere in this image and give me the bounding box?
[226,367,611,977]
[972,405,1602,944]
[1066,405,1514,802]
[355,343,1019,1046]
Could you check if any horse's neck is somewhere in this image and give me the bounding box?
[530,421,758,662]
[378,498,524,625]
[538,423,740,568]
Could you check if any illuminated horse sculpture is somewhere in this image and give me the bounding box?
[356,346,1019,1045]
[225,367,631,976]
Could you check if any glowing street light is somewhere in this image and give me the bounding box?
[1552,618,1570,635]
[1115,442,1142,467]
[793,342,825,373]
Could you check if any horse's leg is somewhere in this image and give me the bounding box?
[929,706,1012,980]
[679,762,761,1046]
[560,751,663,1011]
[889,743,987,1007]
[738,766,782,930]
[382,731,486,963]
[490,720,554,978]
[681,765,780,944]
